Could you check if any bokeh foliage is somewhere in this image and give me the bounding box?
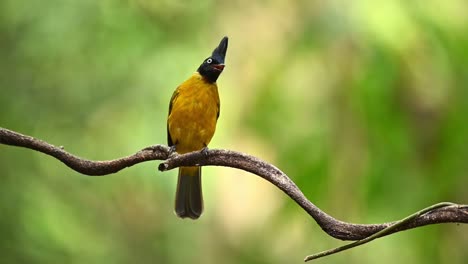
[1,0,467,263]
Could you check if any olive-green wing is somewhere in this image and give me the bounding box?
[167,88,180,146]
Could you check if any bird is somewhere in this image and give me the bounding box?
[167,36,228,219]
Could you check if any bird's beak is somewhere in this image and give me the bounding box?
[211,36,228,63]
[212,64,225,71]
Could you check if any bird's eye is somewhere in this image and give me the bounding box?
[206,58,213,64]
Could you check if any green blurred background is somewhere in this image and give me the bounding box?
[1,0,467,263]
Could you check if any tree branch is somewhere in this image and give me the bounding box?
[0,127,170,175]
[1,127,467,261]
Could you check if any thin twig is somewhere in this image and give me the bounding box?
[304,202,457,261]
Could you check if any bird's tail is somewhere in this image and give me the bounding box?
[175,166,203,219]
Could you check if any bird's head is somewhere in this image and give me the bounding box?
[198,36,228,83]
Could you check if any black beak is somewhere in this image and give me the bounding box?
[212,64,225,71]
[211,36,228,64]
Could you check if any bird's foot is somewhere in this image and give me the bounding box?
[142,145,167,153]
[168,145,178,158]
[200,147,210,157]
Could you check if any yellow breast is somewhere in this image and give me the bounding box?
[168,72,220,154]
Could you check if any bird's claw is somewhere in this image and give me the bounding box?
[200,147,209,157]
[142,145,163,152]
[168,145,178,158]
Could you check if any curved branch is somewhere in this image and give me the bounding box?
[0,127,170,175]
[303,202,463,261]
[1,127,467,259]
[158,149,468,240]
